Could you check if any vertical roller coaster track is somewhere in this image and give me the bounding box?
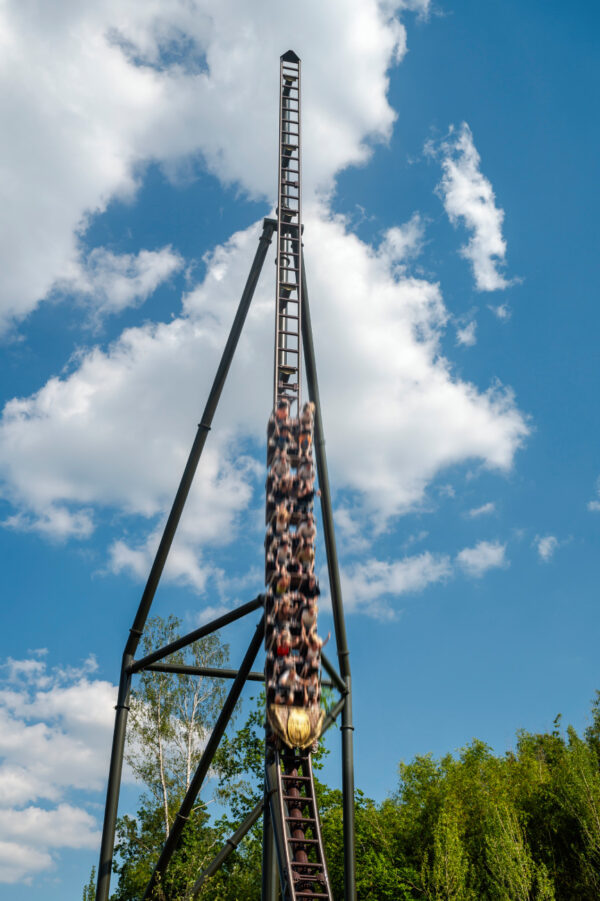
[95,50,355,901]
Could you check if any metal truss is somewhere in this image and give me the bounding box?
[95,69,356,901]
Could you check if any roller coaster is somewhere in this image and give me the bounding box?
[96,51,355,901]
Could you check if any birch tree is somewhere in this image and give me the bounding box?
[126,615,229,835]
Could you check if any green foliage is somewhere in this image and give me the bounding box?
[319,786,418,900]
[213,692,266,824]
[95,620,600,901]
[126,616,229,837]
[386,703,600,901]
[112,799,217,900]
[83,866,96,901]
[110,616,231,899]
[423,803,474,900]
[484,800,538,900]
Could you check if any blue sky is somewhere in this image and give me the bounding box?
[1,0,599,895]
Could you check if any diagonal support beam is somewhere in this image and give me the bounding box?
[125,220,275,663]
[190,799,265,898]
[142,615,265,901]
[321,651,346,696]
[321,695,347,735]
[96,219,276,901]
[130,595,264,673]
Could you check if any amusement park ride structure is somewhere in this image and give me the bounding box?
[95,51,356,901]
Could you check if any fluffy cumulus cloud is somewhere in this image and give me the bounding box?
[378,212,426,267]
[340,551,452,618]
[489,302,511,321]
[0,211,528,588]
[3,505,95,541]
[56,245,183,319]
[456,320,477,347]
[0,0,528,599]
[0,654,117,882]
[303,214,528,523]
[467,501,496,518]
[456,539,507,577]
[434,123,513,291]
[0,0,416,330]
[535,534,558,561]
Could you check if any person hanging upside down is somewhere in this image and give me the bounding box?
[297,458,314,484]
[299,595,319,641]
[299,670,320,706]
[300,401,315,432]
[265,528,289,559]
[273,592,294,628]
[298,428,312,455]
[274,539,292,574]
[297,541,315,573]
[273,651,298,706]
[271,447,290,479]
[302,573,321,599]
[273,502,290,534]
[273,571,291,595]
[272,472,294,503]
[297,512,316,545]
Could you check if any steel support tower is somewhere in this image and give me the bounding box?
[95,50,355,901]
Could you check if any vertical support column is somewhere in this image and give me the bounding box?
[261,769,280,901]
[96,219,276,901]
[301,259,356,901]
[340,683,355,900]
[96,654,132,900]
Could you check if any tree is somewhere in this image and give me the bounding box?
[83,866,96,901]
[484,800,552,901]
[94,611,600,900]
[111,615,231,900]
[422,804,474,901]
[126,615,229,835]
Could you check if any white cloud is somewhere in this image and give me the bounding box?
[57,245,183,319]
[0,211,528,586]
[334,505,371,554]
[0,656,117,883]
[435,123,512,291]
[3,658,47,683]
[535,534,558,561]
[587,477,600,512]
[3,505,94,541]
[0,2,528,591]
[489,302,511,321]
[394,0,431,15]
[378,212,426,267]
[109,528,211,593]
[0,0,417,330]
[467,501,495,518]
[456,320,477,346]
[0,804,98,850]
[0,841,52,885]
[340,551,452,618]
[456,539,507,577]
